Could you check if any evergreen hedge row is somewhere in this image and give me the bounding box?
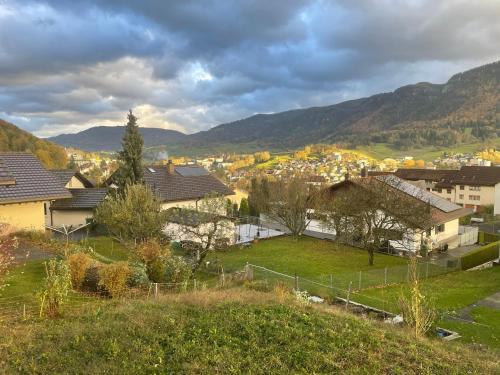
[461,241,500,270]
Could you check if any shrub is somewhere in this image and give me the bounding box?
[164,256,192,284]
[98,262,131,297]
[67,252,93,290]
[81,265,101,293]
[136,240,171,283]
[461,241,500,270]
[39,259,72,318]
[127,261,149,287]
[244,280,271,292]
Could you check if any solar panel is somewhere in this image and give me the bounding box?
[376,175,459,213]
[175,166,209,177]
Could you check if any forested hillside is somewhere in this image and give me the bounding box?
[0,119,67,168]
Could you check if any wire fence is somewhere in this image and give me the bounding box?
[0,279,207,324]
[246,263,397,314]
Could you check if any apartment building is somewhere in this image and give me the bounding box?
[392,166,500,215]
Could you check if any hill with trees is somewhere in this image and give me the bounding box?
[0,119,67,168]
[48,60,499,154]
[49,125,187,151]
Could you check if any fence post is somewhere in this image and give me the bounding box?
[384,267,387,286]
[330,274,333,288]
[358,271,362,290]
[154,283,158,299]
[193,278,197,291]
[294,274,299,291]
[346,281,352,308]
[425,262,429,279]
[23,303,26,320]
[406,263,410,282]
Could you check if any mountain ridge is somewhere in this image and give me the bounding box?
[47,60,499,153]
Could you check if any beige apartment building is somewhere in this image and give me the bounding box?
[393,166,500,215]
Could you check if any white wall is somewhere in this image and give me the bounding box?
[50,209,93,228]
[164,220,235,247]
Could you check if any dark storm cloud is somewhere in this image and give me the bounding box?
[1,0,499,136]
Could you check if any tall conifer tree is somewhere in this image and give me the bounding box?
[115,110,144,190]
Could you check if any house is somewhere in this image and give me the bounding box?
[391,166,500,214]
[46,170,107,229]
[326,175,473,253]
[51,170,95,189]
[143,161,234,211]
[0,153,71,231]
[143,161,236,245]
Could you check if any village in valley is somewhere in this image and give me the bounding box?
[0,1,499,373]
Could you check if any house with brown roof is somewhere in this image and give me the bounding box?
[0,153,71,231]
[391,166,500,214]
[326,175,473,253]
[48,170,107,229]
[142,160,234,212]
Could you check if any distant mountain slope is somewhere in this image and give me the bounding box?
[49,126,187,151]
[0,119,67,168]
[49,60,499,153]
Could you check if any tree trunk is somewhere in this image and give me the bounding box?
[368,247,374,266]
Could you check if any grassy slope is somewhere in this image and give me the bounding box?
[358,141,500,162]
[205,236,406,278]
[1,289,498,374]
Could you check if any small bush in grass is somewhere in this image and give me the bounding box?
[98,262,131,297]
[127,261,149,287]
[136,240,171,282]
[39,259,72,318]
[244,280,271,292]
[67,252,93,290]
[81,265,101,293]
[164,256,192,284]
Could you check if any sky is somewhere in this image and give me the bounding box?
[0,0,499,137]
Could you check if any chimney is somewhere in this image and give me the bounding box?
[361,166,368,178]
[167,159,175,175]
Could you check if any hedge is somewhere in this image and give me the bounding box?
[478,231,500,244]
[461,241,500,270]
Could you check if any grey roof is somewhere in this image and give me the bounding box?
[51,188,108,210]
[0,153,72,204]
[143,165,234,202]
[51,170,94,188]
[0,160,16,186]
[376,175,461,213]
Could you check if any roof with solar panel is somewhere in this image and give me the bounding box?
[326,174,472,226]
[135,162,233,202]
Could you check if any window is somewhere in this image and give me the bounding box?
[469,195,480,201]
[446,189,452,194]
[435,224,445,234]
[470,186,481,191]
[426,229,432,236]
[459,194,464,199]
[459,185,464,190]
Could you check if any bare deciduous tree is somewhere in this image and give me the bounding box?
[165,194,234,272]
[250,174,320,239]
[318,176,433,265]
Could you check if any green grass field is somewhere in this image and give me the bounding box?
[1,289,498,374]
[358,141,500,162]
[204,236,407,285]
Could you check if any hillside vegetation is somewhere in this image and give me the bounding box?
[49,60,499,154]
[1,289,498,374]
[0,119,67,168]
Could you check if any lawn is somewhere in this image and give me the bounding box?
[204,236,407,286]
[1,289,498,374]
[440,307,500,350]
[356,266,500,312]
[0,260,46,301]
[81,236,130,263]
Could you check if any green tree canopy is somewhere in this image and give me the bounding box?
[114,110,144,190]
